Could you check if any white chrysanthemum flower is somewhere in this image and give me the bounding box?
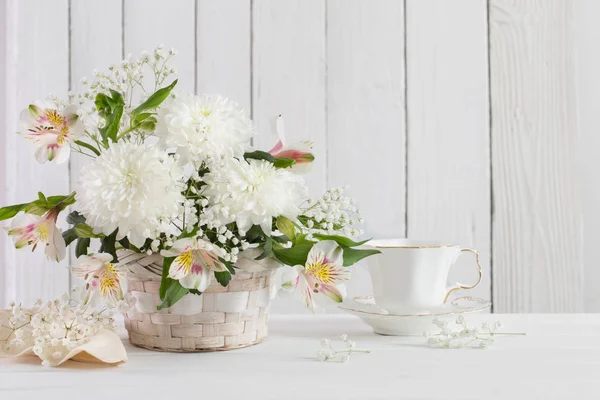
[77,141,185,247]
[156,93,254,165]
[203,158,308,235]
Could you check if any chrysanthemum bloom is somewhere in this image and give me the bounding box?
[77,141,185,247]
[281,240,350,312]
[161,237,228,291]
[20,103,83,164]
[71,253,126,305]
[5,209,66,262]
[203,158,308,235]
[156,94,254,165]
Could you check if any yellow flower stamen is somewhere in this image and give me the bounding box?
[175,250,193,275]
[306,261,335,285]
[44,109,66,129]
[99,263,119,297]
[35,223,50,241]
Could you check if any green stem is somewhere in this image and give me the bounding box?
[74,140,101,156]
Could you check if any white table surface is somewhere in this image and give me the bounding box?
[1,314,600,400]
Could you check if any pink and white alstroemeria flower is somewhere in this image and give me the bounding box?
[5,210,66,262]
[268,115,314,173]
[281,240,350,312]
[161,237,229,291]
[71,253,126,305]
[20,103,83,164]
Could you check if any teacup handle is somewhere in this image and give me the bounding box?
[443,248,483,303]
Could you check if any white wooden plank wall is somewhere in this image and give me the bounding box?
[489,0,583,312]
[575,0,600,313]
[406,0,490,302]
[0,0,597,313]
[1,0,70,305]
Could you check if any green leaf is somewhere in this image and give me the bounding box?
[160,257,175,299]
[74,223,104,238]
[244,150,275,163]
[74,140,101,156]
[131,79,178,118]
[62,228,78,246]
[0,203,28,221]
[66,211,86,225]
[254,236,273,260]
[276,216,296,242]
[22,203,49,216]
[158,279,189,310]
[105,105,124,143]
[271,235,289,244]
[273,157,296,169]
[133,112,154,124]
[214,271,232,287]
[245,225,266,243]
[273,239,315,266]
[341,247,381,267]
[96,91,124,144]
[99,230,118,261]
[75,237,90,258]
[47,192,76,210]
[0,192,76,221]
[118,237,131,250]
[313,234,371,248]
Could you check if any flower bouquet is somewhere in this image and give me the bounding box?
[0,46,379,351]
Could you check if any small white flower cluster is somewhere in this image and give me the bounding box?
[301,186,364,238]
[0,287,132,367]
[69,44,177,147]
[425,315,508,349]
[316,334,370,363]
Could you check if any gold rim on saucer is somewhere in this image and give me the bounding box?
[338,296,491,318]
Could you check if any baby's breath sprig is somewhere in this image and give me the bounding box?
[425,315,525,349]
[300,186,364,239]
[316,334,371,363]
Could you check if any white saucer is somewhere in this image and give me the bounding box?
[339,296,492,336]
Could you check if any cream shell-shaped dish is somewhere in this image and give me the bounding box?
[3,329,127,367]
[340,296,492,336]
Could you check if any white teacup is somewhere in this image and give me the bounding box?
[366,239,482,313]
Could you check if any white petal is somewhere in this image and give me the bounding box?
[179,264,211,291]
[279,267,300,292]
[45,225,66,262]
[310,240,343,267]
[53,144,70,164]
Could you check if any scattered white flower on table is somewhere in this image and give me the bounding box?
[161,237,229,291]
[5,210,66,261]
[157,94,254,165]
[77,141,185,247]
[425,315,525,349]
[0,286,128,367]
[316,334,370,363]
[203,158,308,235]
[70,253,127,305]
[280,240,350,312]
[19,102,83,164]
[300,186,363,238]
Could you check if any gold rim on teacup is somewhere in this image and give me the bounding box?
[366,239,459,249]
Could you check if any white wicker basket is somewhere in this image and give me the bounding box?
[118,250,276,352]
